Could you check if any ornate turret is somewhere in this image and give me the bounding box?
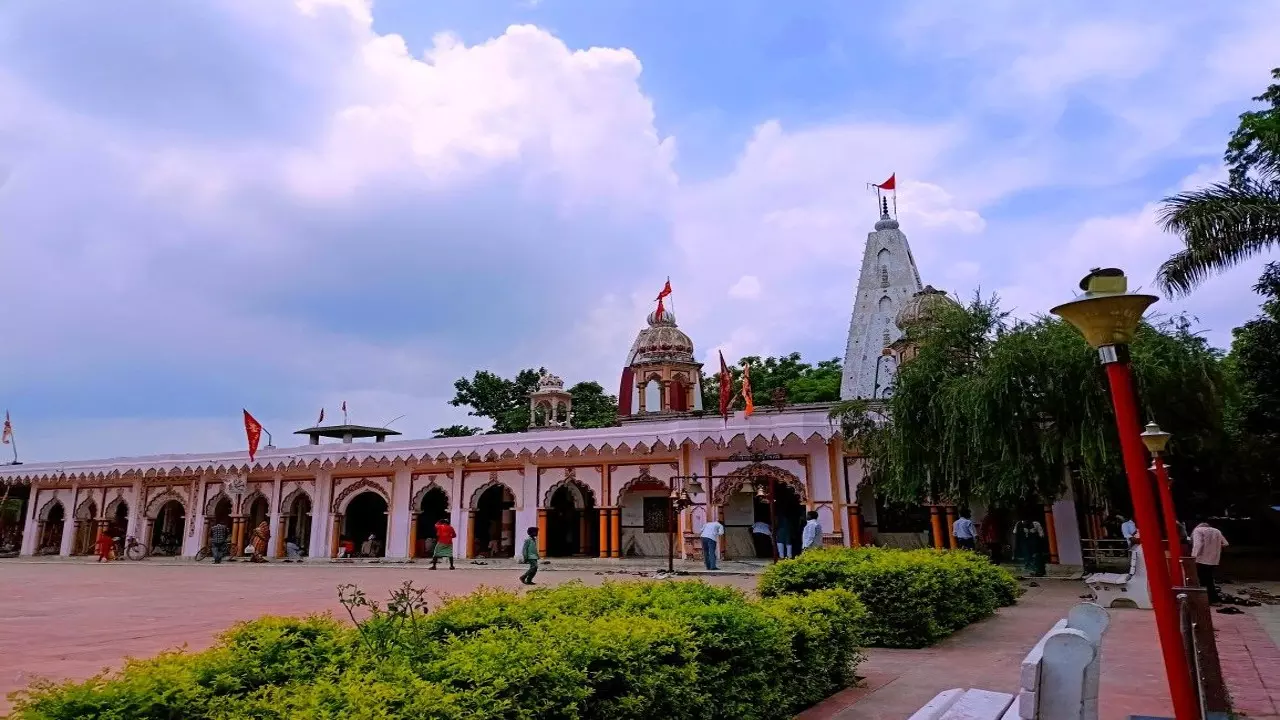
[890,286,959,364]
[618,309,704,417]
[529,370,572,429]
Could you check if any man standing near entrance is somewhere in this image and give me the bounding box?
[700,517,724,570]
[801,511,822,553]
[431,517,455,570]
[210,519,230,564]
[519,527,539,585]
[952,509,976,550]
[1191,519,1228,604]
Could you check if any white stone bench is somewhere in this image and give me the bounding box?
[1084,547,1151,609]
[909,603,1110,720]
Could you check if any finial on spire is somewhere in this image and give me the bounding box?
[881,196,890,219]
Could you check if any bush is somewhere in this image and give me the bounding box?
[8,581,866,720]
[758,547,1019,648]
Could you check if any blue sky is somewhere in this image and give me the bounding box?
[1,0,1277,461]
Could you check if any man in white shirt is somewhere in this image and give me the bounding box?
[751,520,772,558]
[952,509,976,551]
[1120,516,1137,547]
[700,518,725,571]
[1191,520,1229,604]
[801,511,823,552]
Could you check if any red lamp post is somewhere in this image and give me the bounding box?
[1052,268,1200,720]
[1141,421,1184,584]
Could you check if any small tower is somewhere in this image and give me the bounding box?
[617,310,704,417]
[889,286,959,366]
[529,370,573,429]
[840,197,924,400]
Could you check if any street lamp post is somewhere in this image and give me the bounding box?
[1052,268,1199,720]
[1141,421,1184,583]
[666,474,704,574]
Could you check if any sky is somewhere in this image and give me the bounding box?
[1,0,1278,462]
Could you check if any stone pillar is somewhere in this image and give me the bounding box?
[451,466,467,558]
[929,506,945,550]
[386,467,412,559]
[598,507,611,558]
[309,472,332,560]
[466,510,477,558]
[502,507,516,558]
[60,488,77,556]
[945,506,959,550]
[275,514,287,558]
[125,479,144,542]
[848,504,863,547]
[609,508,621,558]
[21,496,39,556]
[268,473,283,559]
[408,513,419,559]
[329,513,342,557]
[536,508,548,556]
[231,516,245,556]
[1044,504,1060,565]
[188,475,207,557]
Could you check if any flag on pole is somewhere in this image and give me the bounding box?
[1,411,12,445]
[741,362,755,417]
[874,173,896,191]
[869,173,898,217]
[317,408,325,425]
[655,279,673,322]
[341,400,348,424]
[243,410,263,462]
[718,351,733,423]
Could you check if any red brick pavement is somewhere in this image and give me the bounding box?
[1215,610,1280,718]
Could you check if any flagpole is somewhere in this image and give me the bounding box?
[667,276,675,317]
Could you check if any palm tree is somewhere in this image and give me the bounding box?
[1156,68,1280,297]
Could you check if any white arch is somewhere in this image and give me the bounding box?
[411,483,449,512]
[280,487,314,515]
[204,491,232,516]
[37,497,66,522]
[146,491,187,519]
[468,480,514,511]
[74,497,98,520]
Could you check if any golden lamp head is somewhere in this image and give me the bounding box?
[1140,421,1171,454]
[1050,268,1157,348]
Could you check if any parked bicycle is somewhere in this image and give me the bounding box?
[114,535,147,561]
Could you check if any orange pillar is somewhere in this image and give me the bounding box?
[945,507,959,549]
[1044,505,1059,564]
[466,510,477,558]
[231,517,245,556]
[407,514,418,559]
[537,509,548,556]
[609,508,621,558]
[598,508,610,558]
[929,506,945,550]
[329,514,341,557]
[849,505,863,547]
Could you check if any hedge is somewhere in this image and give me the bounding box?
[757,547,1021,649]
[7,581,866,720]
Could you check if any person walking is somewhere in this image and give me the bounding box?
[209,519,230,564]
[1119,515,1137,548]
[1191,520,1229,604]
[700,517,724,570]
[801,511,823,553]
[431,517,456,570]
[952,509,976,550]
[519,527,539,585]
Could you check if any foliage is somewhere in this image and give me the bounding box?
[9,581,866,720]
[859,294,1234,512]
[758,547,1019,649]
[449,369,619,434]
[700,352,843,411]
[1221,263,1280,508]
[431,425,482,438]
[1157,67,1280,296]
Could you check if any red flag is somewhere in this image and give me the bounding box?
[741,362,755,417]
[718,351,732,422]
[243,409,263,462]
[654,280,672,321]
[1,411,12,445]
[875,173,896,191]
[317,408,325,424]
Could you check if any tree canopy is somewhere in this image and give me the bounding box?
[700,352,843,411]
[448,369,620,433]
[1221,263,1280,510]
[856,294,1234,513]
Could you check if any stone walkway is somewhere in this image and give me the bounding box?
[1215,590,1280,719]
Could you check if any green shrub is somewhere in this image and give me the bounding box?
[8,581,865,720]
[758,547,1019,648]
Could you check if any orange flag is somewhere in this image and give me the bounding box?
[243,410,263,462]
[741,362,755,417]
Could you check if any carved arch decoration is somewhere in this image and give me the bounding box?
[104,492,129,520]
[279,487,313,515]
[612,467,667,506]
[468,479,515,511]
[74,496,98,520]
[238,488,270,516]
[410,482,449,512]
[330,478,390,514]
[710,462,807,506]
[204,490,233,516]
[37,496,66,521]
[146,489,188,519]
[542,475,596,509]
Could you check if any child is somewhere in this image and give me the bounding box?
[519,527,539,585]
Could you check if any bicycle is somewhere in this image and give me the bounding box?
[115,535,147,561]
[195,545,211,561]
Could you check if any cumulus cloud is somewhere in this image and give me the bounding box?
[728,275,762,299]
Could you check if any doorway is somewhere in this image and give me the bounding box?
[150,500,185,556]
[343,491,388,557]
[414,487,449,558]
[546,483,597,557]
[752,482,804,559]
[472,484,514,558]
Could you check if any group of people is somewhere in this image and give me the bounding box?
[950,509,1053,577]
[1126,517,1230,603]
[204,519,275,563]
[696,511,824,570]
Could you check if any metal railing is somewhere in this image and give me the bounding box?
[1081,538,1130,571]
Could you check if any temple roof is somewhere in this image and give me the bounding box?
[630,310,697,366]
[293,424,403,439]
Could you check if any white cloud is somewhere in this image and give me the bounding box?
[728,275,761,299]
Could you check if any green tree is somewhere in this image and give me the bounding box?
[432,424,483,438]
[448,370,619,433]
[1221,263,1280,508]
[700,352,843,411]
[1157,68,1280,296]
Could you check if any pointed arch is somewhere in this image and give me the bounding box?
[612,469,667,505]
[37,497,66,522]
[331,478,390,514]
[411,482,449,512]
[280,487,313,515]
[146,490,187,518]
[542,477,595,509]
[104,493,129,520]
[710,463,806,505]
[74,497,98,520]
[204,490,232,516]
[468,479,514,510]
[238,488,269,515]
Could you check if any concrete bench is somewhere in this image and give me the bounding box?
[1084,547,1151,609]
[910,603,1110,720]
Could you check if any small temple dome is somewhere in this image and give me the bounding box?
[535,369,565,392]
[895,285,958,329]
[633,310,695,364]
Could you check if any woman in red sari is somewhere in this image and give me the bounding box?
[250,521,270,563]
[95,529,114,562]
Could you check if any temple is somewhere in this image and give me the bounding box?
[0,208,1084,568]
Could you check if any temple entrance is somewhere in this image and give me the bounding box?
[149,501,185,556]
[472,484,514,558]
[0,484,30,555]
[283,494,312,556]
[414,487,449,558]
[754,483,804,558]
[244,495,269,541]
[38,503,65,555]
[875,498,932,549]
[546,483,597,557]
[74,500,98,555]
[105,499,129,556]
[342,492,388,557]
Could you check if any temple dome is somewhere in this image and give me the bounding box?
[633,310,695,364]
[895,285,958,330]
